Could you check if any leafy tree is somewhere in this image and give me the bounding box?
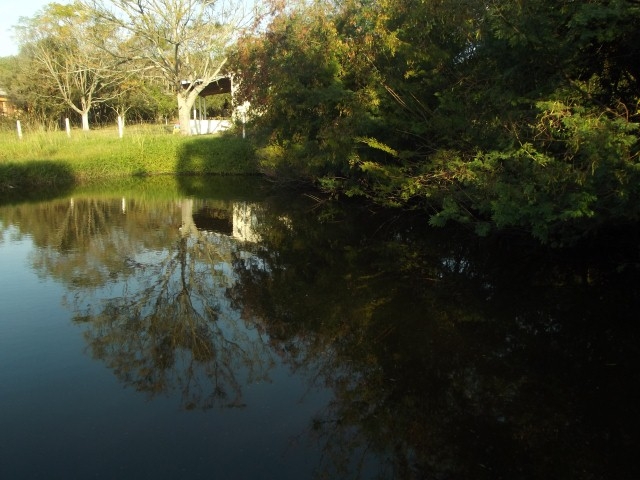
[1,48,71,130]
[236,1,402,185]
[0,56,20,129]
[83,0,261,135]
[97,75,177,125]
[16,2,125,130]
[419,0,640,242]
[235,0,640,244]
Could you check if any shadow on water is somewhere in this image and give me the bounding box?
[177,173,272,202]
[225,202,640,480]
[0,160,75,205]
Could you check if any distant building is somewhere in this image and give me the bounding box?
[0,88,17,116]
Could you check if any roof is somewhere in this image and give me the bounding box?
[180,77,232,97]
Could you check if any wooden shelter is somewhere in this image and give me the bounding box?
[180,76,233,135]
[0,88,17,116]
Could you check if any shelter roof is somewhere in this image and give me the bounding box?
[181,77,231,97]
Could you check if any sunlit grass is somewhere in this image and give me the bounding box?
[0,125,258,192]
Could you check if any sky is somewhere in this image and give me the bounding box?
[0,0,69,57]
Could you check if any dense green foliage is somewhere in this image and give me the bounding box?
[233,0,640,243]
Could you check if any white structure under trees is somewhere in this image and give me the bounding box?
[82,0,262,135]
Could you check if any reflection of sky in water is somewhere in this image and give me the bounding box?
[0,215,335,480]
[0,228,75,358]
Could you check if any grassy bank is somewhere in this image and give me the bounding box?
[0,125,259,192]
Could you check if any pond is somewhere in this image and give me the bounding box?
[0,176,638,479]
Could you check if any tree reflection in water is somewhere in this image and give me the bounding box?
[6,195,274,410]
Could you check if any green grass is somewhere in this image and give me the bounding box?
[0,125,259,193]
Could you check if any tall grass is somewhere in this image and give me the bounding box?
[0,125,258,192]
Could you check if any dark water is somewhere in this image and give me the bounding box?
[0,177,638,480]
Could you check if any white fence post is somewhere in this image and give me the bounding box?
[16,120,22,139]
[65,118,71,138]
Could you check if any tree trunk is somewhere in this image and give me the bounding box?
[81,111,90,131]
[177,87,205,136]
[177,93,193,136]
[80,96,91,131]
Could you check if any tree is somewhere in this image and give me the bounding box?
[233,1,381,182]
[2,48,74,130]
[16,2,125,131]
[83,0,260,135]
[235,0,640,244]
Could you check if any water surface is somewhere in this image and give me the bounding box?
[1,177,638,479]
